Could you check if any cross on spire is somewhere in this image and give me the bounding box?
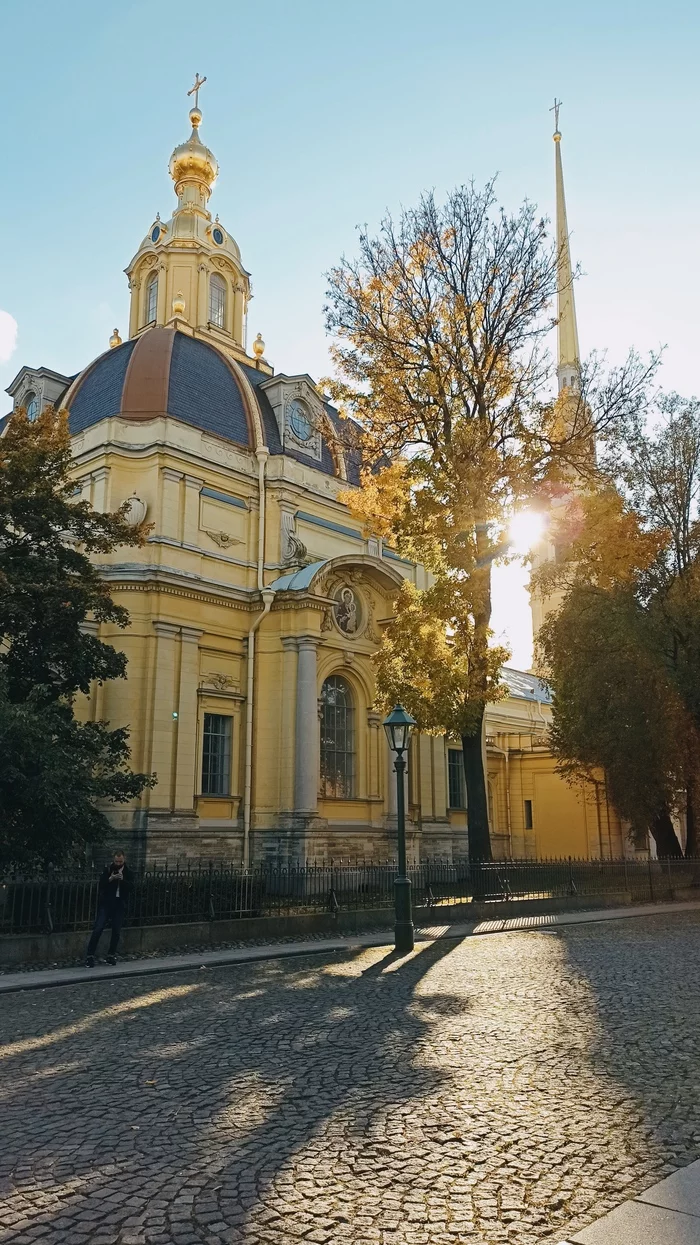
[188,72,207,110]
[550,97,562,134]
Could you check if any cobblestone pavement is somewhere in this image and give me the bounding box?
[2,912,700,1245]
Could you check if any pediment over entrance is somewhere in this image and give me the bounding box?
[268,554,404,644]
[268,553,404,597]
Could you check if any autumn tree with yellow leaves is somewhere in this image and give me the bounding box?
[539,395,700,857]
[325,180,654,860]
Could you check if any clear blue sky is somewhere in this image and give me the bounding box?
[1,0,698,666]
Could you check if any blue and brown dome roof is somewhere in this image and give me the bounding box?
[64,325,360,482]
[66,327,254,447]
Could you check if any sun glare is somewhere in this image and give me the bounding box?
[508,510,546,555]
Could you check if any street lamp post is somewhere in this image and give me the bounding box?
[383,704,417,953]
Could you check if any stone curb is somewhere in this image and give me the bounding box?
[556,1156,700,1242]
[2,898,699,995]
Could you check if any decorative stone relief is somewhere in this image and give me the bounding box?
[206,530,243,549]
[280,510,309,565]
[204,673,239,692]
[364,596,381,643]
[122,494,148,527]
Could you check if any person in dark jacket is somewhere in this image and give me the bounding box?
[85,852,132,966]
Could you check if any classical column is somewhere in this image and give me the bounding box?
[128,279,141,338]
[367,710,381,799]
[386,738,409,823]
[174,627,203,811]
[294,637,319,815]
[197,264,208,328]
[280,638,298,810]
[156,262,167,325]
[387,740,398,819]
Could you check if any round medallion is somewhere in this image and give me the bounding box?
[151,225,161,243]
[334,585,361,636]
[212,227,224,245]
[289,399,312,442]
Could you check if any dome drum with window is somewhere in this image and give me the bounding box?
[145,273,158,324]
[208,273,227,330]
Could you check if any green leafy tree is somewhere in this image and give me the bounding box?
[0,407,155,868]
[540,585,689,856]
[374,579,508,861]
[0,678,152,869]
[540,394,700,856]
[326,181,654,858]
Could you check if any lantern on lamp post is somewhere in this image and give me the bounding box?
[383,704,417,952]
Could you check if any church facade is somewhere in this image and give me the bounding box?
[3,90,630,865]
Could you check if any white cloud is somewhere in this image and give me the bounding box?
[0,310,18,365]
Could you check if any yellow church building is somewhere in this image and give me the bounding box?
[3,87,628,865]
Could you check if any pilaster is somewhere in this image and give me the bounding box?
[91,467,110,513]
[156,262,168,325]
[149,622,180,811]
[160,469,183,541]
[174,627,204,811]
[183,474,204,546]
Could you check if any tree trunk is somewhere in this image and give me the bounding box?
[462,711,492,862]
[650,808,683,858]
[686,785,697,858]
[463,528,495,865]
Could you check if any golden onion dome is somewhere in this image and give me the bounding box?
[169,106,218,192]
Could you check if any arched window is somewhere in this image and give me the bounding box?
[209,273,226,329]
[320,675,355,798]
[25,391,39,422]
[145,273,158,324]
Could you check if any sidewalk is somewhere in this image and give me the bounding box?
[560,1158,700,1243]
[2,898,699,994]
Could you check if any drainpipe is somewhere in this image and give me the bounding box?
[490,738,512,857]
[242,446,272,869]
[255,447,269,592]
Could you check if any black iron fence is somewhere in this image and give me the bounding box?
[2,855,700,937]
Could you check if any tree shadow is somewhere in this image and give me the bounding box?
[0,936,469,1244]
[541,910,700,1240]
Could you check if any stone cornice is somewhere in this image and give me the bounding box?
[97,565,257,610]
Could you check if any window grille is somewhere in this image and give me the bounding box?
[201,713,232,796]
[320,676,355,798]
[447,748,466,809]
[209,274,226,329]
[146,274,158,323]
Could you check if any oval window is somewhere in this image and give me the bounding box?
[289,400,312,442]
[212,227,224,246]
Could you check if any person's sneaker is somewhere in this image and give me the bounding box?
[85,955,95,968]
[106,955,117,966]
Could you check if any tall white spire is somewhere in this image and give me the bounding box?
[552,101,580,392]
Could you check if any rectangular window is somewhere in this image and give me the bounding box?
[524,799,533,830]
[447,748,466,809]
[201,713,232,796]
